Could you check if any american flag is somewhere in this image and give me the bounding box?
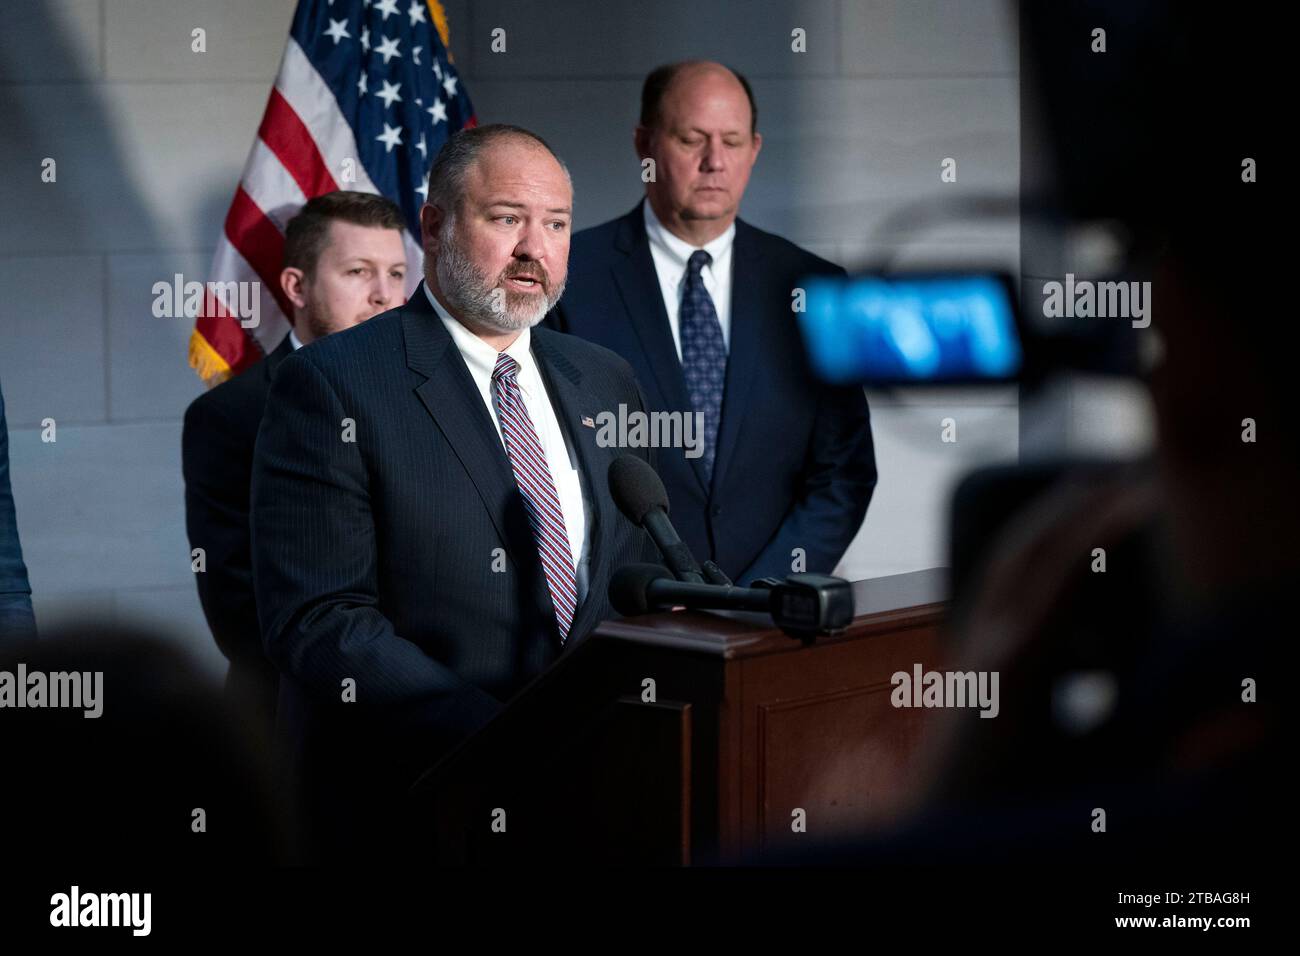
[188,0,475,385]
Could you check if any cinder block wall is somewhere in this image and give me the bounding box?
[0,0,1020,676]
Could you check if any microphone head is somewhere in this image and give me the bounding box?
[608,454,670,525]
[609,563,675,616]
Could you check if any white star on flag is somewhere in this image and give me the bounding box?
[357,72,368,96]
[415,180,429,202]
[416,133,427,158]
[360,26,370,52]
[377,78,402,108]
[408,2,428,27]
[375,0,399,21]
[375,35,402,64]
[433,60,443,80]
[428,98,447,124]
[442,74,458,97]
[323,18,350,45]
[412,45,422,65]
[376,122,403,152]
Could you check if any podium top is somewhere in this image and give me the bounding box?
[591,567,949,659]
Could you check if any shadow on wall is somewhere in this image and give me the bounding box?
[0,1,208,654]
[0,2,161,263]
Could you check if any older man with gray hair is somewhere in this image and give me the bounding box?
[249,124,659,861]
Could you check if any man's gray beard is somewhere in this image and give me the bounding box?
[433,231,565,334]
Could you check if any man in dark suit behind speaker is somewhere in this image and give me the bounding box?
[182,191,408,737]
[552,61,877,585]
[0,376,36,645]
[250,125,659,860]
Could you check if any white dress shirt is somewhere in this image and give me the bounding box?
[288,329,304,350]
[423,284,592,605]
[642,197,735,359]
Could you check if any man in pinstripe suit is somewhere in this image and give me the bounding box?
[251,125,659,860]
[183,192,407,750]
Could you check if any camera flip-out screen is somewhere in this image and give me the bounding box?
[799,273,1023,386]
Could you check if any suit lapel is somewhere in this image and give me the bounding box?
[610,204,709,494]
[263,336,294,382]
[711,220,765,494]
[402,285,556,624]
[531,331,615,643]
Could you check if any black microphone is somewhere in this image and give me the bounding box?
[609,564,770,616]
[700,560,733,587]
[608,455,705,584]
[608,563,856,639]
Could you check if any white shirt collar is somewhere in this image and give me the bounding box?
[422,282,535,384]
[642,196,735,271]
[288,329,304,351]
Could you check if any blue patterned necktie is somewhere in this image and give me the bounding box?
[679,249,727,480]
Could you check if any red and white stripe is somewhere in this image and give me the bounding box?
[492,353,579,641]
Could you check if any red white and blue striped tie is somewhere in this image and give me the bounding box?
[492,353,578,642]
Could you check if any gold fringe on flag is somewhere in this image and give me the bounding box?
[188,329,234,389]
[428,0,452,57]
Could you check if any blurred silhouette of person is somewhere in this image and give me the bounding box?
[0,622,287,863]
[919,1,1284,843]
[183,192,407,742]
[756,2,1285,890]
[0,376,35,644]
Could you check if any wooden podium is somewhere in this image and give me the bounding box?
[409,568,948,864]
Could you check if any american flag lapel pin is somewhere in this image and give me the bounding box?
[581,415,596,428]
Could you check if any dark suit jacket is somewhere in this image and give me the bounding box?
[250,283,657,858]
[0,379,36,643]
[182,338,292,727]
[553,204,877,584]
